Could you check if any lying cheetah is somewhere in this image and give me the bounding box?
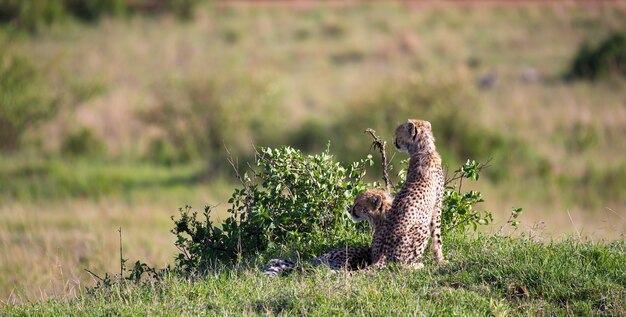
[370,119,446,269]
[263,189,393,277]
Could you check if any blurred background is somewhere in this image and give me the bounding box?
[1,0,625,304]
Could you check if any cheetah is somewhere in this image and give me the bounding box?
[263,189,393,277]
[370,119,446,269]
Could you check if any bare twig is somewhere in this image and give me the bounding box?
[567,210,581,241]
[118,228,123,279]
[223,144,247,260]
[448,216,474,231]
[224,144,247,188]
[224,144,254,223]
[496,213,520,237]
[605,207,624,220]
[175,243,191,261]
[246,161,259,178]
[84,269,106,283]
[365,128,391,193]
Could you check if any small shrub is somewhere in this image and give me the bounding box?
[568,30,626,80]
[146,138,192,166]
[61,128,106,157]
[162,0,199,20]
[64,0,126,22]
[0,0,66,32]
[0,51,56,152]
[170,145,374,274]
[441,160,495,233]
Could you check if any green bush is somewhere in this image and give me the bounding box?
[60,127,106,157]
[170,146,374,274]
[568,30,626,80]
[64,0,126,22]
[145,138,192,166]
[0,51,56,152]
[0,0,66,32]
[159,0,201,20]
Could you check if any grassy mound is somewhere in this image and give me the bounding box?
[4,235,624,316]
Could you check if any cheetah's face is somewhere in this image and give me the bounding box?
[394,119,433,153]
[349,190,386,223]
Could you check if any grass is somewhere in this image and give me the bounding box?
[1,0,626,307]
[0,157,205,202]
[1,156,622,306]
[0,159,236,303]
[3,2,624,206]
[3,235,624,316]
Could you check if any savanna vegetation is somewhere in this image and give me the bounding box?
[1,0,625,313]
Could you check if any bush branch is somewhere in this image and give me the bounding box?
[444,159,492,186]
[365,128,391,193]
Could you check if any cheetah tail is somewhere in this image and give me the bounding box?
[262,259,297,277]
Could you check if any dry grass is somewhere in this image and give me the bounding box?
[0,188,235,305]
[476,184,626,242]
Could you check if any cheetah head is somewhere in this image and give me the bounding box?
[394,119,435,155]
[349,189,393,229]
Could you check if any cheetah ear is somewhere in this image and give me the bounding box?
[371,195,382,209]
[424,120,432,131]
[407,121,417,137]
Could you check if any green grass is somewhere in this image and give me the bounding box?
[0,157,207,202]
[3,235,624,316]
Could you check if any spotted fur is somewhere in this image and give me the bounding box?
[263,189,393,277]
[371,119,446,269]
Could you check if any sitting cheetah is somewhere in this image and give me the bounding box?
[370,119,446,269]
[263,189,393,277]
